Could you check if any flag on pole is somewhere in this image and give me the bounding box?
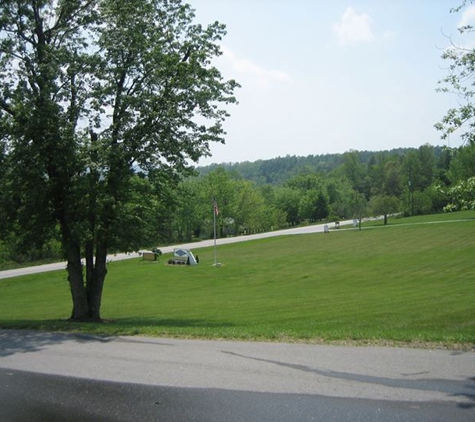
[213,199,219,216]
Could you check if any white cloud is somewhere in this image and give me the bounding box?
[221,45,292,85]
[333,7,375,45]
[383,30,396,41]
[459,5,475,28]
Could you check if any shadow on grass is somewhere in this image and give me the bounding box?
[110,317,236,329]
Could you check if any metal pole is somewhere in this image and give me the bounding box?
[213,199,217,266]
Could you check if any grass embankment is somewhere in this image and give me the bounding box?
[0,211,474,348]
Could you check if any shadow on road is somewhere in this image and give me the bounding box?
[0,329,113,358]
[222,351,475,409]
[2,367,473,422]
[0,317,235,357]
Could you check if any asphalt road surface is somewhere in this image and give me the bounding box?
[1,330,474,421]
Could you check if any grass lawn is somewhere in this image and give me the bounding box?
[0,211,474,348]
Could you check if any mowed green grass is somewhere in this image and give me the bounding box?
[0,211,474,347]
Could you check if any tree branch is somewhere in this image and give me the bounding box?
[0,98,15,117]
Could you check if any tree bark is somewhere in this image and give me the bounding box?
[85,239,95,318]
[87,242,108,321]
[66,242,89,320]
[67,240,108,322]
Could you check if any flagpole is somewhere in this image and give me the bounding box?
[213,200,217,266]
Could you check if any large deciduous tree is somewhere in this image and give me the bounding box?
[436,1,475,211]
[0,0,238,321]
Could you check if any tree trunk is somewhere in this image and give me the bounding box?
[66,242,89,320]
[384,214,388,225]
[68,239,108,322]
[85,239,94,296]
[87,242,108,321]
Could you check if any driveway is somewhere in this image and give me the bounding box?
[0,220,354,280]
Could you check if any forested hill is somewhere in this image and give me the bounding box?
[198,147,445,185]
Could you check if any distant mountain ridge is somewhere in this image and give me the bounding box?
[197,147,445,185]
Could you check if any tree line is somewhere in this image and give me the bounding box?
[160,142,474,242]
[2,141,474,268]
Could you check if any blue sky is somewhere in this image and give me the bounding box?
[188,1,472,165]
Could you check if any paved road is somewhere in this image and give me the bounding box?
[1,330,474,421]
[0,220,354,280]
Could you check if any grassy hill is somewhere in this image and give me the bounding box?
[0,211,474,348]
